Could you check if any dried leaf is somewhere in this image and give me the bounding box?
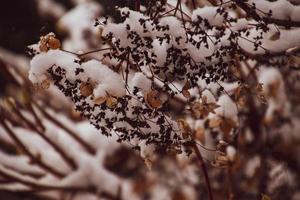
[191,97,220,119]
[177,119,192,139]
[182,81,191,91]
[195,127,205,143]
[220,117,236,136]
[39,34,61,52]
[94,96,107,105]
[209,118,222,128]
[48,36,61,49]
[206,102,220,114]
[106,96,118,108]
[191,102,204,118]
[146,90,162,108]
[79,82,93,97]
[234,85,242,101]
[255,83,264,93]
[269,80,280,98]
[182,81,191,98]
[182,90,191,98]
[40,79,50,90]
[39,38,48,52]
[144,158,153,170]
[212,153,230,168]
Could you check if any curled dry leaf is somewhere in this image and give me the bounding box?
[195,127,205,143]
[268,80,281,98]
[106,96,118,108]
[255,83,264,93]
[79,82,93,97]
[39,38,48,52]
[209,117,236,136]
[94,96,107,105]
[182,81,191,99]
[220,117,236,136]
[182,90,191,99]
[212,153,230,168]
[47,36,61,49]
[234,85,243,101]
[39,79,50,90]
[146,90,162,108]
[144,157,153,170]
[192,96,220,119]
[177,119,192,139]
[39,33,61,52]
[209,118,222,128]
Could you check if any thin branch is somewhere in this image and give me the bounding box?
[12,107,77,170]
[0,165,120,200]
[0,118,65,178]
[234,0,300,28]
[32,102,96,155]
[192,142,214,200]
[61,48,113,57]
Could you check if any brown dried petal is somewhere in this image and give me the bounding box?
[195,127,205,143]
[256,83,263,93]
[182,90,191,98]
[206,102,220,113]
[182,81,191,90]
[192,102,204,118]
[220,118,236,136]
[177,119,192,139]
[234,85,242,101]
[94,96,107,105]
[106,96,118,108]
[269,80,280,98]
[48,36,61,49]
[39,39,49,52]
[40,79,50,90]
[209,118,222,128]
[146,90,162,108]
[79,82,93,97]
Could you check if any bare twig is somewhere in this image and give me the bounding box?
[12,107,77,170]
[234,0,300,28]
[192,142,214,200]
[32,102,96,155]
[0,118,65,178]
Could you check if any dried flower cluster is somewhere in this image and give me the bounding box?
[28,0,300,161]
[0,0,297,199]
